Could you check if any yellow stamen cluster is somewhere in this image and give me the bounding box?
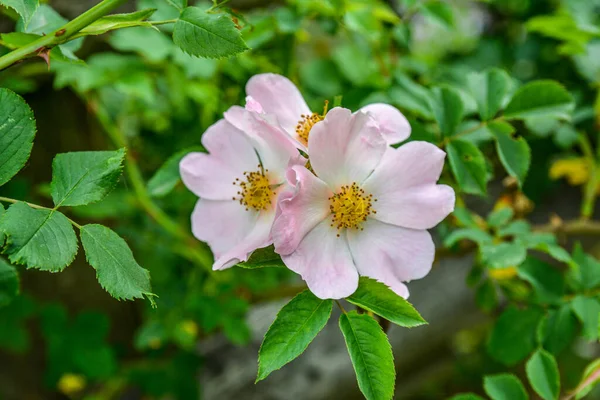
[329,183,376,236]
[296,100,329,145]
[233,166,274,211]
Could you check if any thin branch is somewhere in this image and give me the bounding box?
[0,0,128,70]
[88,101,213,271]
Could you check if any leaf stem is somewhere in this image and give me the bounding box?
[88,100,213,271]
[0,196,82,228]
[439,116,505,147]
[0,0,128,71]
[335,300,348,314]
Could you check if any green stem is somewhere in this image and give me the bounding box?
[579,133,598,219]
[90,101,213,270]
[0,196,82,228]
[0,0,128,71]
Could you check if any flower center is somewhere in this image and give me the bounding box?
[233,168,274,211]
[295,101,329,145]
[329,183,376,236]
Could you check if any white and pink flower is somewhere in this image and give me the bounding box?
[245,73,412,149]
[271,108,455,299]
[180,108,303,270]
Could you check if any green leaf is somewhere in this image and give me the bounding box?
[490,121,531,186]
[257,290,332,381]
[444,228,493,247]
[0,32,40,48]
[339,311,395,400]
[449,394,486,400]
[0,203,4,244]
[347,277,427,327]
[237,245,285,269]
[447,140,488,195]
[80,224,154,304]
[504,81,574,120]
[476,279,498,313]
[468,68,512,121]
[0,88,36,187]
[571,296,600,341]
[173,6,248,59]
[483,373,529,400]
[165,0,187,10]
[574,359,600,400]
[542,304,577,355]
[517,257,564,304]
[147,147,203,198]
[50,149,125,208]
[419,1,454,29]
[390,72,433,119]
[75,9,157,38]
[0,258,19,307]
[487,306,544,366]
[430,86,464,137]
[526,349,560,400]
[0,202,77,272]
[481,242,527,269]
[487,207,514,228]
[0,0,39,27]
[569,242,600,290]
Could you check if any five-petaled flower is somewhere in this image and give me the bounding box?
[271,108,455,299]
[245,73,412,150]
[180,108,303,270]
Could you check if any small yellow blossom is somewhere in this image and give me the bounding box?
[57,373,86,396]
[180,320,199,338]
[550,158,590,186]
[489,266,518,280]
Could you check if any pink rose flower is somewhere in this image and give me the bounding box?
[180,108,303,270]
[272,108,455,299]
[245,73,411,150]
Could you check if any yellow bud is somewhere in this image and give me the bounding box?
[489,266,518,280]
[57,373,86,396]
[549,158,590,186]
[180,320,198,338]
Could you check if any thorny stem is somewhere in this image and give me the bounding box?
[89,101,213,271]
[0,196,82,229]
[0,0,128,71]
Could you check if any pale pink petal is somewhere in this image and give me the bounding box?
[308,108,387,188]
[180,119,258,200]
[213,210,276,270]
[225,109,305,183]
[362,142,455,229]
[245,96,264,113]
[272,165,332,255]
[191,199,258,264]
[246,73,311,137]
[282,220,359,299]
[358,103,411,145]
[347,219,435,298]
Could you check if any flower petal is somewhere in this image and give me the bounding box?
[282,219,358,299]
[180,119,258,200]
[347,219,435,298]
[213,210,276,270]
[358,103,411,145]
[246,73,311,137]
[308,108,387,189]
[272,166,332,255]
[191,199,258,265]
[363,141,455,229]
[224,108,305,183]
